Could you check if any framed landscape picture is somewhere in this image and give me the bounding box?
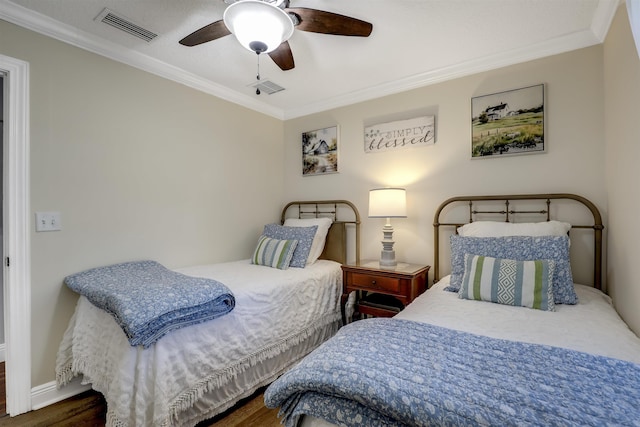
[302,125,339,176]
[471,84,545,158]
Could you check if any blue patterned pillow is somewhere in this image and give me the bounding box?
[447,235,577,304]
[263,224,317,268]
[459,254,556,311]
[251,235,298,270]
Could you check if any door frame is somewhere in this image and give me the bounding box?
[1,53,32,416]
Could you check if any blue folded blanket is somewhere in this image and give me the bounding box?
[265,318,640,427]
[65,260,235,347]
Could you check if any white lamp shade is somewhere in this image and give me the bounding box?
[369,188,407,218]
[223,0,294,53]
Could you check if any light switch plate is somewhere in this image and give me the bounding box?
[35,212,62,232]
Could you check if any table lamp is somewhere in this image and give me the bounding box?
[368,188,407,268]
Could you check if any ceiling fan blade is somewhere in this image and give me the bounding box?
[286,8,373,37]
[268,41,295,71]
[179,20,231,46]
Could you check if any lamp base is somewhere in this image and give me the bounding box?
[379,221,398,269]
[379,250,397,269]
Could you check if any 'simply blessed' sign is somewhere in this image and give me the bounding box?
[364,115,435,153]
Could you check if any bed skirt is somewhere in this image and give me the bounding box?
[57,304,341,427]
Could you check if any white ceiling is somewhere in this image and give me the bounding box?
[0,0,620,119]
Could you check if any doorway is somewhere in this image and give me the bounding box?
[0,74,4,416]
[1,53,32,416]
[1,75,4,366]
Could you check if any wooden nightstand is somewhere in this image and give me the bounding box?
[341,260,430,324]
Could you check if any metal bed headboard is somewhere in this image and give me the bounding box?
[281,200,361,265]
[433,193,604,289]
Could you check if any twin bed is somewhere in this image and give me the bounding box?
[265,194,640,426]
[56,200,361,427]
[57,194,640,426]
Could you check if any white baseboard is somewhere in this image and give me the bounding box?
[30,377,91,411]
[0,343,5,362]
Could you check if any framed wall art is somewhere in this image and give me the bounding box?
[302,125,339,176]
[471,83,545,158]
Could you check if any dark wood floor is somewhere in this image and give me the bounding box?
[0,362,281,426]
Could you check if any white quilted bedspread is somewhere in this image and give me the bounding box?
[397,277,640,364]
[56,259,343,427]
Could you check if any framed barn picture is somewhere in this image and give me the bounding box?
[302,126,339,176]
[471,84,545,158]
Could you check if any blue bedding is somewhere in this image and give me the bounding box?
[265,318,640,427]
[64,260,235,347]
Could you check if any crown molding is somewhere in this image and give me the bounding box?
[0,0,286,120]
[591,0,624,42]
[283,28,602,119]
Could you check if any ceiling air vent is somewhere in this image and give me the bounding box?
[95,8,157,42]
[250,80,285,95]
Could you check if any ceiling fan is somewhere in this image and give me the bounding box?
[179,0,373,71]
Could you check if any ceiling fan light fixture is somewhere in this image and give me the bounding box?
[223,0,294,54]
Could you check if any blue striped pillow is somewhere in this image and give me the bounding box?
[447,235,576,304]
[459,254,556,311]
[251,235,298,270]
[263,224,317,268]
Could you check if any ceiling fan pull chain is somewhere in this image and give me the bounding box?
[256,52,261,95]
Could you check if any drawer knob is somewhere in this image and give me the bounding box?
[371,280,376,284]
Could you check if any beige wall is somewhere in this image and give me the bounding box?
[284,46,607,287]
[604,4,640,335]
[2,20,285,386]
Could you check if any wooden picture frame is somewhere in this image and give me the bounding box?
[471,84,545,158]
[302,126,339,176]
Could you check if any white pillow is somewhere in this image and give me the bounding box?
[283,217,333,265]
[457,220,571,237]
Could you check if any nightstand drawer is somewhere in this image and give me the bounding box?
[350,273,401,293]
